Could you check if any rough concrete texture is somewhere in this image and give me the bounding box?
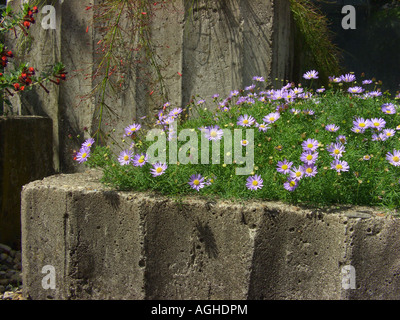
[0,116,54,248]
[6,0,294,173]
[21,170,400,300]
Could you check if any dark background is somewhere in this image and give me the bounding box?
[314,0,400,95]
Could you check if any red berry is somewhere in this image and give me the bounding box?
[13,83,20,90]
[23,21,31,28]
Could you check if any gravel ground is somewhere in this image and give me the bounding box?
[0,243,23,300]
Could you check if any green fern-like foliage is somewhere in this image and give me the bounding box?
[290,0,343,86]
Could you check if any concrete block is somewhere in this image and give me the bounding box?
[21,170,400,300]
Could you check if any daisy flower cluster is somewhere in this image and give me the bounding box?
[75,70,400,208]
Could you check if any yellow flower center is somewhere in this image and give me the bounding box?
[336,164,343,170]
[282,164,288,170]
[242,140,247,145]
[306,155,313,160]
[306,168,312,174]
[269,117,275,122]
[210,131,217,137]
[82,153,87,158]
[193,179,200,186]
[334,149,340,154]
[156,167,163,173]
[131,127,136,131]
[243,119,249,124]
[290,181,296,187]
[138,156,145,163]
[252,180,259,186]
[124,155,129,161]
[296,172,302,177]
[307,143,313,149]
[374,122,380,127]
[393,156,399,162]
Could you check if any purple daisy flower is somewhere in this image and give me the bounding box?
[303,70,319,80]
[362,79,373,85]
[246,175,264,191]
[290,166,305,181]
[188,174,205,191]
[381,103,396,115]
[351,127,363,134]
[348,86,364,94]
[169,108,183,117]
[252,76,265,82]
[150,162,168,177]
[367,118,386,131]
[353,117,369,131]
[303,164,318,177]
[276,159,293,174]
[302,138,319,152]
[241,139,250,147]
[132,153,148,167]
[284,178,298,192]
[237,114,255,127]
[329,76,342,83]
[330,160,350,173]
[383,128,396,139]
[367,91,382,97]
[263,112,280,124]
[82,138,95,148]
[290,108,301,115]
[118,149,134,166]
[230,90,239,97]
[255,122,270,132]
[293,87,303,95]
[341,73,356,83]
[327,143,346,159]
[300,151,319,165]
[76,146,91,164]
[245,84,256,91]
[386,150,400,166]
[124,123,141,136]
[204,125,224,141]
[316,88,326,93]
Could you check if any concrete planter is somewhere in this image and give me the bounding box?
[20,169,400,300]
[0,116,54,248]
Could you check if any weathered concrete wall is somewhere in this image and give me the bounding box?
[0,116,54,248]
[6,0,294,173]
[21,170,400,300]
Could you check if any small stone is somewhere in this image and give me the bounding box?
[0,244,12,253]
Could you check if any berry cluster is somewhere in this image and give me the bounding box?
[13,66,36,92]
[0,49,13,67]
[22,6,38,30]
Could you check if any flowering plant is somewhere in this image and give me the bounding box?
[76,69,400,210]
[0,3,66,115]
